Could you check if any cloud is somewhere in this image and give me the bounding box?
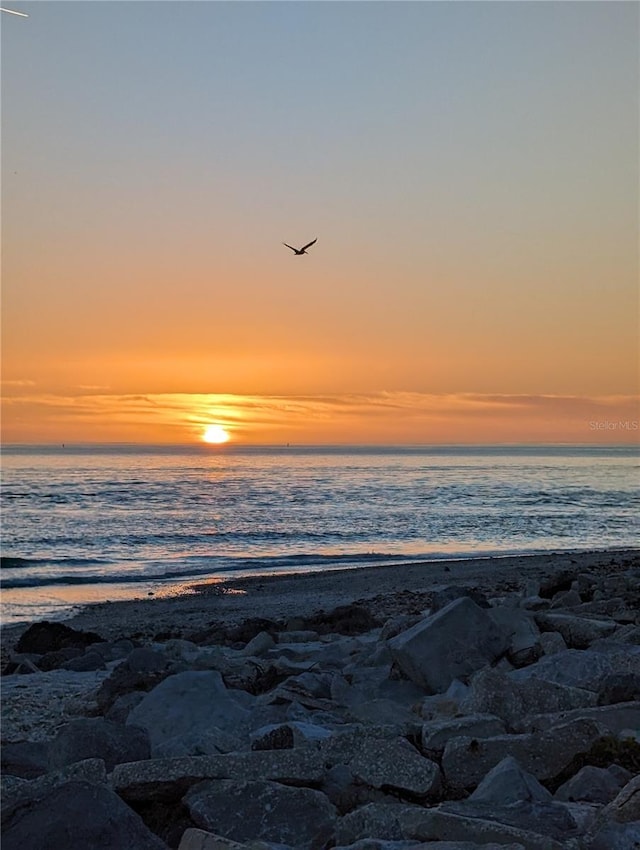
[1,390,638,444]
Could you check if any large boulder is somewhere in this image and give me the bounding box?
[510,647,640,692]
[441,718,604,791]
[15,622,103,655]
[1,780,168,850]
[388,598,509,694]
[126,670,252,757]
[468,756,553,805]
[184,779,337,849]
[535,613,619,649]
[48,717,150,771]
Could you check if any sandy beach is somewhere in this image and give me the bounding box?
[53,548,640,641]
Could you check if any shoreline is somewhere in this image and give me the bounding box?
[4,548,637,650]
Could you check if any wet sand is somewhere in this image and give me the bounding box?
[18,548,638,645]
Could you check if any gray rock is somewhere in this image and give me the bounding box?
[598,672,640,705]
[539,632,567,656]
[1,780,168,850]
[555,765,625,804]
[421,715,506,756]
[349,736,441,797]
[469,756,553,805]
[241,631,276,657]
[154,727,245,758]
[250,721,332,750]
[461,667,596,730]
[61,649,106,671]
[594,774,640,825]
[127,646,171,673]
[439,800,578,842]
[178,829,251,850]
[334,803,417,845]
[184,779,337,850]
[514,701,640,736]
[441,718,604,791]
[509,647,640,691]
[550,588,582,609]
[488,608,542,668]
[397,805,567,850]
[535,613,618,649]
[105,689,146,723]
[126,670,252,757]
[388,598,509,694]
[1,741,50,779]
[112,747,327,800]
[48,717,150,770]
[1,758,108,822]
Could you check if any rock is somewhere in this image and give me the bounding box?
[15,622,103,655]
[539,632,567,656]
[112,747,327,801]
[61,650,106,671]
[598,672,640,705]
[241,631,276,656]
[1,780,168,850]
[554,765,625,804]
[468,756,553,805]
[154,728,244,758]
[585,776,640,849]
[421,715,506,756]
[184,779,337,849]
[461,667,596,730]
[299,603,381,636]
[38,647,83,671]
[514,700,640,737]
[334,803,416,845]
[487,608,542,668]
[250,721,332,750]
[96,652,173,713]
[48,717,150,770]
[178,830,252,850]
[398,805,569,850]
[510,647,640,692]
[441,718,604,791]
[127,646,172,673]
[429,586,490,613]
[1,741,50,779]
[105,690,146,723]
[596,774,640,824]
[535,613,618,649]
[2,759,108,822]
[538,570,576,599]
[126,670,252,757]
[550,588,582,609]
[388,598,509,694]
[349,736,441,797]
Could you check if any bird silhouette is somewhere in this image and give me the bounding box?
[283,238,317,255]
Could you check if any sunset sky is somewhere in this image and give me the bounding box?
[2,1,638,445]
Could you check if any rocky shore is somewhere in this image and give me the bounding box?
[2,549,639,850]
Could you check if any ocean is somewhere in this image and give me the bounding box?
[1,444,638,625]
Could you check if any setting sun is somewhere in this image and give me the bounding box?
[202,424,230,444]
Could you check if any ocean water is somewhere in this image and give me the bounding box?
[1,444,638,625]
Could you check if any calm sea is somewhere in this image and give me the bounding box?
[1,444,638,625]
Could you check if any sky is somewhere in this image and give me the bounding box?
[2,0,638,445]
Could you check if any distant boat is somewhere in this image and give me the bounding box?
[282,238,317,256]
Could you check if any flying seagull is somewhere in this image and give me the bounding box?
[283,238,317,256]
[0,7,29,15]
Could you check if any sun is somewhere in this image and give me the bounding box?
[202,424,231,444]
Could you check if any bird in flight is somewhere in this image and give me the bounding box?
[0,7,29,15]
[283,238,317,256]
